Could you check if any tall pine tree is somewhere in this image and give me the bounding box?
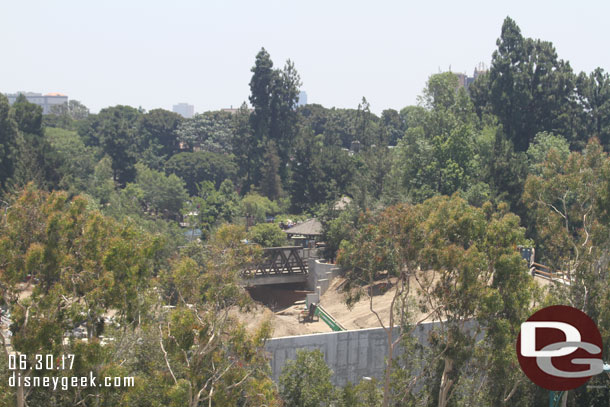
[248,48,301,194]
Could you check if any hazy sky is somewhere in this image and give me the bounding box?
[2,0,609,114]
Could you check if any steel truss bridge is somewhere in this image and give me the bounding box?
[242,246,310,286]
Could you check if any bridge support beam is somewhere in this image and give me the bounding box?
[242,274,308,286]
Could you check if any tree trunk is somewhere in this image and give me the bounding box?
[438,358,454,407]
[382,331,393,406]
[16,379,25,407]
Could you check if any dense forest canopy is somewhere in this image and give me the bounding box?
[2,17,610,406]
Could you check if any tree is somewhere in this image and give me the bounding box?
[240,193,280,224]
[10,95,61,189]
[176,111,233,154]
[522,139,610,406]
[290,128,355,212]
[190,179,240,233]
[380,108,404,146]
[270,59,301,179]
[249,48,275,148]
[576,68,610,149]
[338,195,537,406]
[249,48,301,188]
[231,102,256,191]
[279,349,337,407]
[391,74,480,203]
[259,140,282,201]
[49,99,90,120]
[141,108,183,159]
[473,17,577,152]
[474,123,528,216]
[128,163,189,219]
[414,196,537,407]
[11,94,43,137]
[419,72,460,111]
[340,378,383,407]
[165,151,237,196]
[0,94,18,189]
[247,223,286,247]
[524,139,607,303]
[156,226,276,407]
[0,185,165,407]
[338,203,426,406]
[320,202,359,262]
[94,105,143,186]
[46,100,90,129]
[526,131,570,176]
[355,97,382,147]
[45,127,96,193]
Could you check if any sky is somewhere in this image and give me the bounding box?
[2,0,609,115]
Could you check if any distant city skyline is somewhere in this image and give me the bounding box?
[2,1,609,115]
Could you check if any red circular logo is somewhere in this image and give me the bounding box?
[516,305,603,391]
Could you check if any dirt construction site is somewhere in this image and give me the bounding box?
[234,275,434,338]
[233,272,555,338]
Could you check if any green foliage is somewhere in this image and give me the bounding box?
[140,108,183,162]
[290,129,355,212]
[576,68,610,149]
[320,202,359,261]
[49,99,90,120]
[165,151,237,196]
[189,179,240,233]
[240,192,280,223]
[522,139,610,405]
[231,102,257,191]
[419,71,460,110]
[247,223,286,247]
[249,48,301,189]
[0,93,18,190]
[126,163,188,219]
[175,111,233,153]
[154,225,275,406]
[91,105,143,186]
[11,94,43,137]
[472,17,579,152]
[380,108,405,146]
[260,140,282,200]
[8,95,61,189]
[340,378,383,407]
[88,155,115,205]
[279,349,337,407]
[45,127,97,192]
[0,185,167,405]
[477,124,528,216]
[338,195,537,406]
[526,131,570,176]
[45,99,90,129]
[391,75,482,204]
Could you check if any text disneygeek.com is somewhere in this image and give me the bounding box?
[7,354,134,390]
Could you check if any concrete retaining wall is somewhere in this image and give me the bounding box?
[306,259,341,306]
[265,322,442,387]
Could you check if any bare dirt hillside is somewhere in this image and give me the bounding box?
[234,273,554,338]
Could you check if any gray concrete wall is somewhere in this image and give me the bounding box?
[306,259,341,297]
[266,322,443,387]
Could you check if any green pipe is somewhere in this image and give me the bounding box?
[315,305,345,332]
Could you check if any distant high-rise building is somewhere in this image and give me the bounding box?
[173,103,194,118]
[5,91,68,114]
[454,64,488,90]
[297,91,307,107]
